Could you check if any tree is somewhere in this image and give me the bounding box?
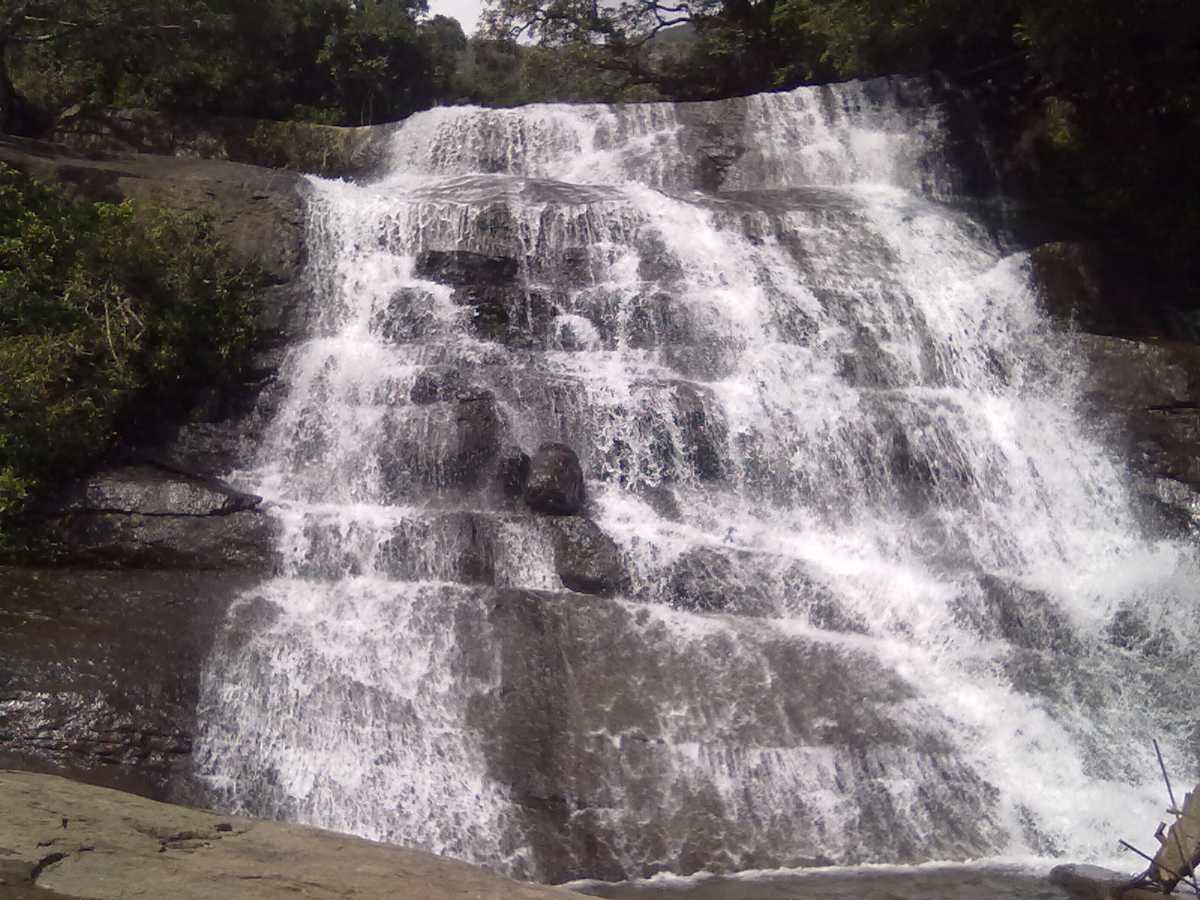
[0,0,204,133]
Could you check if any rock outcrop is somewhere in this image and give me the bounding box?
[0,569,258,802]
[37,465,275,571]
[0,770,580,900]
[552,518,625,596]
[525,443,586,515]
[47,107,386,178]
[1031,241,1200,532]
[0,138,303,800]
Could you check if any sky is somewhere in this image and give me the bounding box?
[428,0,485,35]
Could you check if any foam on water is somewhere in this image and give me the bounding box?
[195,76,1200,879]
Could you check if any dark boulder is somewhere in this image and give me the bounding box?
[415,250,518,286]
[496,447,532,499]
[553,518,625,596]
[524,443,586,515]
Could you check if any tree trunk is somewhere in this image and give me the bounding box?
[0,40,14,133]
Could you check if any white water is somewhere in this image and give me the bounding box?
[195,78,1200,880]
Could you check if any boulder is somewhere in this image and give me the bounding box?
[553,518,625,596]
[525,443,585,515]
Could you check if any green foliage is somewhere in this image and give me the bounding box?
[3,0,462,129]
[0,164,258,523]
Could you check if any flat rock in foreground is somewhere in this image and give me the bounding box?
[0,770,581,900]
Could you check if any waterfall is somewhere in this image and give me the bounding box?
[195,77,1200,882]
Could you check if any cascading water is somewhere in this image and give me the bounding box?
[195,77,1200,882]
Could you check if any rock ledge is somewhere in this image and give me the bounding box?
[0,770,580,900]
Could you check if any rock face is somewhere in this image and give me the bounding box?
[525,443,586,515]
[0,135,308,289]
[0,137,305,808]
[0,133,313,476]
[36,465,275,570]
[473,588,1001,882]
[0,770,580,900]
[48,107,386,178]
[1049,864,1167,900]
[552,518,625,596]
[1031,242,1200,532]
[0,569,258,803]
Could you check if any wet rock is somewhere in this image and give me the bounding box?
[667,547,736,612]
[676,101,749,192]
[372,287,445,343]
[553,518,625,596]
[955,574,1077,653]
[44,510,275,571]
[376,512,497,585]
[496,447,532,499]
[448,394,505,485]
[410,367,468,405]
[638,484,681,521]
[1049,864,1153,900]
[0,568,258,803]
[1077,334,1200,530]
[56,465,261,517]
[379,392,504,495]
[474,587,991,882]
[525,443,585,515]
[636,236,685,284]
[38,466,274,571]
[415,250,518,286]
[673,383,726,481]
[456,285,558,347]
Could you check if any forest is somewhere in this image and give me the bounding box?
[2,0,1196,271]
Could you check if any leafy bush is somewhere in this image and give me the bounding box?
[0,165,258,523]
